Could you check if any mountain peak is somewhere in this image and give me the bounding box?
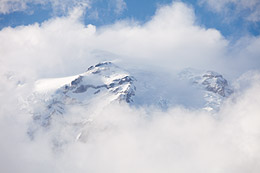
[87,61,113,71]
[178,68,233,111]
[28,62,136,139]
[28,63,234,145]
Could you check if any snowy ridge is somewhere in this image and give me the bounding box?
[28,62,136,140]
[178,68,233,111]
[27,62,233,145]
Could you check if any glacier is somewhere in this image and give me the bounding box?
[26,61,233,146]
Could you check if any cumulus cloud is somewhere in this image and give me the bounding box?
[200,0,260,22]
[0,1,259,78]
[0,1,260,173]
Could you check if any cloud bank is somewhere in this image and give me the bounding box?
[1,2,259,79]
[0,1,260,173]
[0,69,260,173]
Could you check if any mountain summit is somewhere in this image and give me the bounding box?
[178,68,233,111]
[28,62,136,140]
[27,62,233,144]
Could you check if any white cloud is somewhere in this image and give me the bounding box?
[0,0,127,16]
[0,70,260,173]
[200,0,260,22]
[114,0,127,14]
[0,1,260,172]
[0,0,28,14]
[0,1,259,78]
[0,0,91,14]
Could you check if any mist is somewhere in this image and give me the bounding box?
[0,1,260,173]
[0,71,260,173]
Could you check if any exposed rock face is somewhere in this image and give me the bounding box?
[201,71,233,97]
[28,62,136,139]
[178,68,233,112]
[28,63,234,145]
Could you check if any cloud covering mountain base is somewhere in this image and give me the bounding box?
[0,71,260,173]
[0,1,260,173]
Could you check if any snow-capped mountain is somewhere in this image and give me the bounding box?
[28,62,136,140]
[178,68,233,111]
[27,62,233,145]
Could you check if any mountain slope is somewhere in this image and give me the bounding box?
[28,62,136,140]
[27,62,233,145]
[178,68,233,111]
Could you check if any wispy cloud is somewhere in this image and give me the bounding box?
[200,0,260,22]
[114,0,127,14]
[0,0,127,16]
[0,0,91,14]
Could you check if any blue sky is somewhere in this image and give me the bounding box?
[0,0,259,39]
